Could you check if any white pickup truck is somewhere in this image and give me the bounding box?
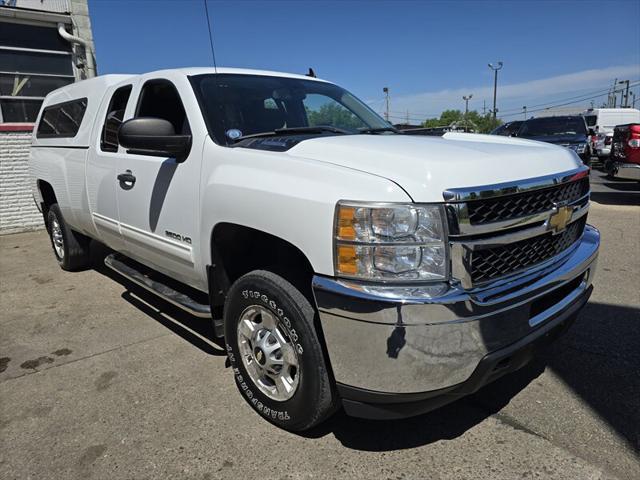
[30,68,600,431]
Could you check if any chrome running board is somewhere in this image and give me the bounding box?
[104,253,211,318]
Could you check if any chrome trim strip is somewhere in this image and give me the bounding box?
[449,192,590,237]
[442,166,589,202]
[453,203,588,249]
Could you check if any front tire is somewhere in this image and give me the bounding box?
[46,204,91,271]
[224,270,336,431]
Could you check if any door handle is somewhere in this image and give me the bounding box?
[117,170,136,187]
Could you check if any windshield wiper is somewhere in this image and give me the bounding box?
[232,126,350,143]
[358,127,399,134]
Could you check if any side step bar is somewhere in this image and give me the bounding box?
[104,253,211,318]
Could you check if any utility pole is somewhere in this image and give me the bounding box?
[483,100,486,116]
[523,106,527,120]
[405,110,409,125]
[463,94,472,132]
[609,78,618,107]
[383,87,390,122]
[488,62,503,120]
[618,80,630,107]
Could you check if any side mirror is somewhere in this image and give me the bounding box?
[118,117,191,161]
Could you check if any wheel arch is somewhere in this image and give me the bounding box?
[209,222,316,307]
[36,179,58,227]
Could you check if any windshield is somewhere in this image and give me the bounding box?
[189,74,391,145]
[519,116,587,137]
[584,115,597,127]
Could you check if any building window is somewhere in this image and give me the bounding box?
[0,19,75,123]
[36,98,87,138]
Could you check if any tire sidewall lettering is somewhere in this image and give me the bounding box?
[228,355,291,421]
[239,289,304,355]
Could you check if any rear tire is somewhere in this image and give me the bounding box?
[224,270,336,431]
[46,204,91,271]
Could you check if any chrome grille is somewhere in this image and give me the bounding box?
[446,167,591,288]
[469,217,586,283]
[467,177,589,225]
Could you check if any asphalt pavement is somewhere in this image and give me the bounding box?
[1,185,638,480]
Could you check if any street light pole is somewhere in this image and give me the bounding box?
[463,94,473,132]
[523,106,527,120]
[488,62,503,120]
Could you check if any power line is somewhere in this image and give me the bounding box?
[203,0,218,72]
[497,80,640,114]
[379,80,640,124]
[379,79,640,120]
[499,81,640,118]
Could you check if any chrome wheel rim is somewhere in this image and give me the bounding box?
[237,305,300,401]
[51,218,64,259]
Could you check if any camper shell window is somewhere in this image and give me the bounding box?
[36,98,88,139]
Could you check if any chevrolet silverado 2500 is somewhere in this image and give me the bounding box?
[30,68,600,431]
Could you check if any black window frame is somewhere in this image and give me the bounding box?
[134,78,190,133]
[100,84,133,153]
[36,97,88,139]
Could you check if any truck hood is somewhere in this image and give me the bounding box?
[286,132,583,202]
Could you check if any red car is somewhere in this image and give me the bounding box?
[606,123,640,180]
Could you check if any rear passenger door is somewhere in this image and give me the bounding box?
[86,83,133,251]
[115,78,201,287]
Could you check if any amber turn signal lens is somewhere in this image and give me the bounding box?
[336,244,357,275]
[337,206,356,240]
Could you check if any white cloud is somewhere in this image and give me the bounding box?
[373,64,640,122]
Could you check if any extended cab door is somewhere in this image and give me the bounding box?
[115,78,202,288]
[86,83,135,252]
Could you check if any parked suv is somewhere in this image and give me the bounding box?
[30,68,599,431]
[517,115,592,164]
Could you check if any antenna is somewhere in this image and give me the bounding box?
[203,0,218,73]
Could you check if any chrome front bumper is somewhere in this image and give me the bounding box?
[615,163,640,180]
[313,225,600,395]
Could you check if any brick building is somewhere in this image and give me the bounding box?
[0,0,96,234]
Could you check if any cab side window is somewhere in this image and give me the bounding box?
[135,79,190,134]
[100,85,132,152]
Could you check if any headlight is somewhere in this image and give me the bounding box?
[334,202,448,282]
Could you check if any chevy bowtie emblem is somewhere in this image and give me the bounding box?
[548,204,573,234]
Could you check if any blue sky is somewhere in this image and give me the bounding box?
[89,0,640,122]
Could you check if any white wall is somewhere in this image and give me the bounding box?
[0,130,44,234]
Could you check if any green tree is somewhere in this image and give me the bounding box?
[307,103,365,130]
[422,109,501,133]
